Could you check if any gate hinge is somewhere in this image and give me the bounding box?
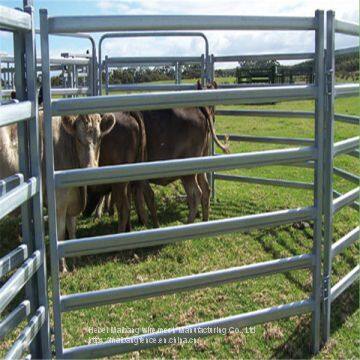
[322,275,330,301]
[326,69,334,95]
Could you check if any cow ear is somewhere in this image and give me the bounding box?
[196,80,202,90]
[61,115,77,136]
[100,113,116,136]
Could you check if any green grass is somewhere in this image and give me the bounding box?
[0,96,359,359]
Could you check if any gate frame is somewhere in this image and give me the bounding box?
[0,1,50,358]
[98,31,210,95]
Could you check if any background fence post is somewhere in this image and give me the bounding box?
[322,10,336,344]
[311,9,325,354]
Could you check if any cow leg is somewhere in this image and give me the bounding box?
[181,175,202,224]
[94,195,105,218]
[133,182,149,227]
[57,206,68,273]
[112,183,130,232]
[197,173,211,221]
[66,215,77,239]
[108,193,115,217]
[143,181,159,228]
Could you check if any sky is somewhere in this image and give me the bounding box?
[0,0,359,68]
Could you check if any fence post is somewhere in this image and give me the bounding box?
[322,10,336,344]
[40,8,65,357]
[311,9,325,354]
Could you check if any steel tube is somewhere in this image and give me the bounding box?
[333,136,359,156]
[107,84,196,92]
[61,254,313,312]
[334,113,359,125]
[332,187,360,213]
[0,244,28,278]
[333,167,360,184]
[214,52,315,62]
[0,300,30,342]
[334,19,359,36]
[4,306,46,360]
[62,299,314,359]
[106,56,202,64]
[216,109,314,118]
[335,83,360,97]
[331,226,359,259]
[333,189,359,211]
[51,85,316,116]
[54,146,316,188]
[0,101,33,127]
[60,254,313,312]
[58,206,315,258]
[0,178,38,220]
[48,15,316,34]
[0,173,24,196]
[217,134,314,146]
[0,5,31,31]
[214,174,314,189]
[330,266,360,302]
[51,87,89,96]
[0,251,41,314]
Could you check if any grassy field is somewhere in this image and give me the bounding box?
[0,96,359,359]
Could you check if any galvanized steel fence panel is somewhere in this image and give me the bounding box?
[0,1,50,358]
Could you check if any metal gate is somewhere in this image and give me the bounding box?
[0,1,50,359]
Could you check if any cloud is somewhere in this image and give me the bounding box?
[96,0,358,68]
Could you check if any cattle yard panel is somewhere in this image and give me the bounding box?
[38,10,334,358]
[98,31,210,95]
[0,1,50,359]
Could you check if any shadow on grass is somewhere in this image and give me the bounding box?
[271,282,359,359]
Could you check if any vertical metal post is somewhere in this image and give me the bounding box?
[200,54,205,86]
[311,10,325,354]
[23,3,51,357]
[175,61,180,84]
[40,9,64,357]
[105,56,109,95]
[322,10,335,344]
[210,53,216,200]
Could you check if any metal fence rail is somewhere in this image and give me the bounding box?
[0,3,50,358]
[39,9,329,358]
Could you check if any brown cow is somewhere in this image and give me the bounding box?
[136,81,228,224]
[86,111,155,232]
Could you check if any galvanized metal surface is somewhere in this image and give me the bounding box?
[0,244,28,278]
[331,226,359,259]
[330,266,360,302]
[0,5,31,31]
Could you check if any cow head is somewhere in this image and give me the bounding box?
[61,113,115,168]
[196,80,218,118]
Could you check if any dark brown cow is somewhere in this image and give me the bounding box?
[86,111,151,232]
[137,81,228,224]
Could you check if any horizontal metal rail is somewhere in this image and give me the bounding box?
[0,173,24,196]
[218,134,314,146]
[48,15,316,34]
[106,56,202,65]
[333,137,359,157]
[334,113,359,125]
[335,83,360,97]
[333,187,360,214]
[1,55,90,66]
[58,206,315,258]
[333,167,360,184]
[0,251,41,314]
[348,149,359,158]
[216,109,314,118]
[0,101,33,127]
[62,299,314,358]
[107,84,196,92]
[334,46,359,56]
[60,254,313,312]
[51,87,90,96]
[333,189,359,212]
[0,300,30,342]
[334,19,360,36]
[330,265,360,302]
[4,306,46,360]
[0,178,38,220]
[55,146,316,188]
[0,5,31,31]
[214,52,314,62]
[214,173,314,190]
[0,244,28,278]
[51,85,316,116]
[331,226,359,259]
